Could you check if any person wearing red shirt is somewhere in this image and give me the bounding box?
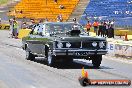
[93,20,99,35]
[86,21,92,35]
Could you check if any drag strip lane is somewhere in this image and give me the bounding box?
[0,29,131,87]
[0,41,130,80]
[0,42,131,88]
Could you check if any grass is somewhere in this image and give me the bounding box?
[0,0,9,5]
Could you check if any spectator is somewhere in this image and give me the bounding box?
[20,10,23,14]
[9,19,13,37]
[57,14,63,22]
[85,21,91,35]
[59,5,65,9]
[92,20,99,35]
[111,19,115,38]
[13,20,19,38]
[73,18,78,23]
[103,20,108,37]
[39,19,44,23]
[108,20,115,38]
[54,0,57,3]
[0,18,1,24]
[11,18,16,38]
[98,22,104,37]
[45,18,48,22]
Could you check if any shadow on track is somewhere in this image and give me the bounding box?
[30,58,113,69]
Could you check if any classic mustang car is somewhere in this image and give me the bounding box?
[22,22,107,67]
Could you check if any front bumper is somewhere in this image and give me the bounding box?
[53,49,107,56]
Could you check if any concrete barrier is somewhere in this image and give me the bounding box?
[0,24,10,30]
[122,44,132,57]
[107,42,115,56]
[114,29,132,36]
[18,29,31,39]
[115,43,123,56]
[107,39,132,58]
[128,35,132,40]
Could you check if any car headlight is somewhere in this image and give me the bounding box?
[99,42,105,48]
[57,42,63,48]
[66,42,71,48]
[92,42,97,47]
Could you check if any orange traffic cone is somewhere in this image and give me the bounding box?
[124,32,128,41]
[85,71,88,78]
[81,67,85,77]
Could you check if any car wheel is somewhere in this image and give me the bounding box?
[47,50,55,66]
[26,50,35,60]
[92,55,102,68]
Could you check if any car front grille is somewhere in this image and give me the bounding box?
[70,42,81,48]
[82,42,99,49]
[56,41,106,49]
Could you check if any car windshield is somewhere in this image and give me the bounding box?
[45,23,84,33]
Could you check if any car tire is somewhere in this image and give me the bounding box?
[47,50,55,66]
[26,50,35,60]
[92,55,102,68]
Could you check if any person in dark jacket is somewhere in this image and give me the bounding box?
[108,20,115,38]
[54,0,57,3]
[98,22,104,37]
[102,20,106,37]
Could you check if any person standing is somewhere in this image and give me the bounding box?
[85,21,91,35]
[0,18,1,24]
[98,22,104,37]
[54,0,57,3]
[102,20,107,37]
[13,20,19,39]
[110,19,115,38]
[11,18,16,38]
[93,20,99,35]
[57,14,63,22]
[9,19,14,37]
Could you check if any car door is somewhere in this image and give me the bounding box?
[27,23,46,56]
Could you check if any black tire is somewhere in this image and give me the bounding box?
[26,50,36,60]
[92,55,102,68]
[46,50,55,66]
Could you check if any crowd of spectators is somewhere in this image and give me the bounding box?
[85,19,115,38]
[8,16,115,39]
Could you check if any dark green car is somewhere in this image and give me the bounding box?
[22,22,107,67]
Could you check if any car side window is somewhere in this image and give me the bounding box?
[33,25,39,35]
[64,24,72,32]
[37,24,44,36]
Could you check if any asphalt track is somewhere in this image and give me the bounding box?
[0,30,131,88]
